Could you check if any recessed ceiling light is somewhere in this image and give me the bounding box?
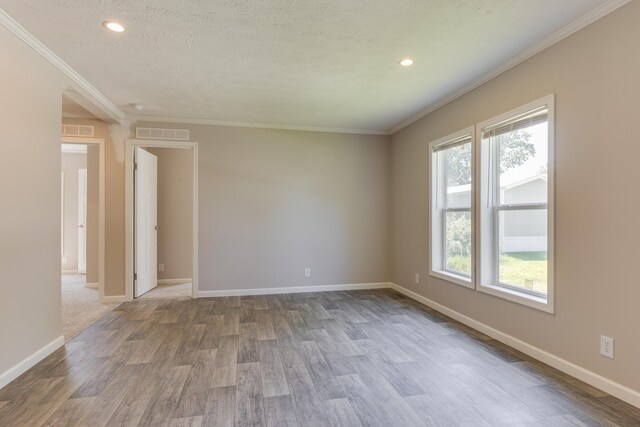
[103,21,125,33]
[400,58,414,66]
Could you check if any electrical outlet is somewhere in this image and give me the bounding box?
[158,263,164,272]
[600,335,614,359]
[304,268,311,278]
[62,256,68,264]
[415,273,420,284]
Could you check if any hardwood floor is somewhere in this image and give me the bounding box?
[1,289,639,426]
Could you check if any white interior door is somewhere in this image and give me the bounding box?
[77,169,87,274]
[135,147,158,297]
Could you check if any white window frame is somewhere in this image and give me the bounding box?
[476,94,555,313]
[429,126,475,289]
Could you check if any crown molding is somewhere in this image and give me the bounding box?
[388,0,632,135]
[128,114,391,136]
[0,7,125,124]
[62,112,99,119]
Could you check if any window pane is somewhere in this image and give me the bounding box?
[497,121,548,205]
[444,143,471,208]
[498,209,547,293]
[445,210,471,276]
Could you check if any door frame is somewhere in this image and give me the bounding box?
[124,139,199,301]
[61,137,106,301]
[77,168,87,274]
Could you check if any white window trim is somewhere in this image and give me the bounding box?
[428,126,475,289]
[475,94,555,313]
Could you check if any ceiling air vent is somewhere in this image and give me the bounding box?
[136,127,190,141]
[61,124,94,137]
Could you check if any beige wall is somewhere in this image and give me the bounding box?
[138,123,391,291]
[105,124,127,296]
[0,24,62,377]
[67,121,390,297]
[83,121,389,296]
[390,1,640,393]
[147,147,193,281]
[61,152,86,271]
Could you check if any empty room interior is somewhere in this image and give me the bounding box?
[0,0,639,425]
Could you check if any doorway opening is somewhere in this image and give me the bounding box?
[61,137,111,340]
[125,139,198,301]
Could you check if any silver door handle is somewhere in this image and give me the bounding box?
[78,224,84,228]
[154,225,159,231]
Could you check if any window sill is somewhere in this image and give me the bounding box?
[477,282,554,313]
[430,270,474,289]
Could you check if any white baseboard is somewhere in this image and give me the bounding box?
[102,295,128,303]
[157,278,192,285]
[198,282,390,298]
[388,282,640,409]
[84,282,99,289]
[0,335,65,390]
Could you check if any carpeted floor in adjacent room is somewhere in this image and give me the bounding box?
[61,274,118,340]
[138,281,192,300]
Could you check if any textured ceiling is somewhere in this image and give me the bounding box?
[2,0,607,132]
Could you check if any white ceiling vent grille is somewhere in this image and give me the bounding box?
[136,127,190,141]
[61,124,94,137]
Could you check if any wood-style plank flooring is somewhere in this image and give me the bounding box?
[1,289,639,426]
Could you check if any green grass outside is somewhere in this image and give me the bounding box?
[446,256,471,276]
[499,252,547,293]
[447,251,547,293]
